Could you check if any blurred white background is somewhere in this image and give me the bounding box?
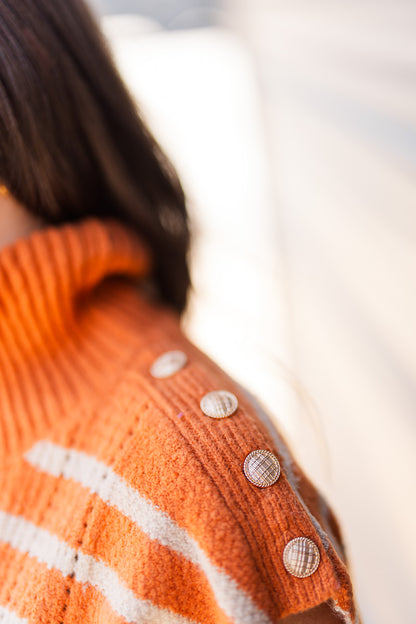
[89,1,416,623]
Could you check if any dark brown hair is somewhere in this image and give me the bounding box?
[0,0,191,313]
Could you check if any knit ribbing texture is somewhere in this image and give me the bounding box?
[0,218,360,624]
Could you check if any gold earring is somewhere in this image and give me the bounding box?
[0,185,8,196]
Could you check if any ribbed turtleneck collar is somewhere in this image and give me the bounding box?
[0,218,153,458]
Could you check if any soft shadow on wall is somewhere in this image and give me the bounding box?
[89,0,223,29]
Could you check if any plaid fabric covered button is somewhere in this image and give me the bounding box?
[283,537,320,578]
[200,390,238,419]
[243,450,281,487]
[150,350,187,379]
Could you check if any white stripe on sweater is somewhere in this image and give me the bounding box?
[0,606,28,624]
[25,440,272,624]
[0,510,195,624]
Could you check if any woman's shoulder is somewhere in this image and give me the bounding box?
[93,315,359,623]
[26,300,359,623]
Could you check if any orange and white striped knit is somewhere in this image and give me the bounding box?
[0,218,360,624]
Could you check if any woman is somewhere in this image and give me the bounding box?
[0,1,360,623]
